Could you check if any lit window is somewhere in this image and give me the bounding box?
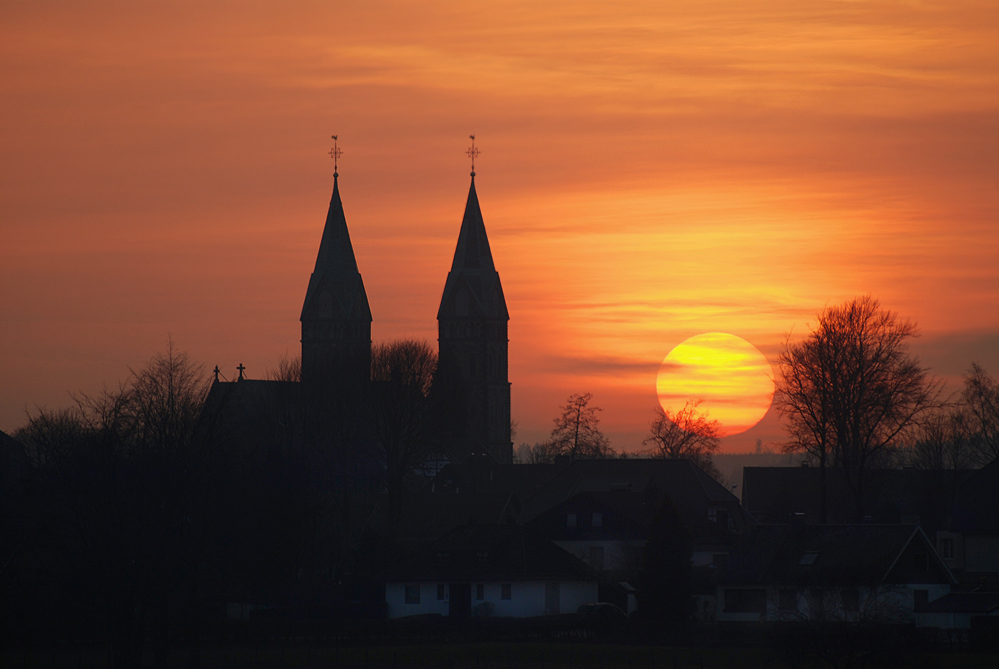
[405,585,420,604]
[501,584,512,600]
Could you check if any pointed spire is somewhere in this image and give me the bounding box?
[300,140,370,322]
[449,177,497,272]
[437,172,509,321]
[300,138,372,385]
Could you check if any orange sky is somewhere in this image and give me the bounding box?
[2,1,998,452]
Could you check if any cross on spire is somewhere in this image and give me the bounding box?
[466,135,479,177]
[236,363,246,381]
[329,135,342,178]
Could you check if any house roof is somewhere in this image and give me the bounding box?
[720,524,956,587]
[433,459,558,497]
[385,491,521,550]
[741,466,972,527]
[437,177,508,322]
[388,523,600,582]
[522,458,741,521]
[527,490,735,548]
[951,458,999,532]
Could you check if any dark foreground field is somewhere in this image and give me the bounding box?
[3,642,998,669]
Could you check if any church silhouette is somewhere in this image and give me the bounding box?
[210,151,513,466]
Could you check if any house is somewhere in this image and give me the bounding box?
[526,489,737,616]
[527,489,736,575]
[717,524,955,624]
[915,591,999,631]
[742,464,999,585]
[381,491,522,553]
[949,458,999,583]
[741,466,970,527]
[520,458,751,531]
[385,524,602,619]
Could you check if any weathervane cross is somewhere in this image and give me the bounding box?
[466,135,479,176]
[329,135,342,177]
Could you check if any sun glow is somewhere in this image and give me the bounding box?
[656,333,775,437]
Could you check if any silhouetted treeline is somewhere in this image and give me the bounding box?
[0,340,456,669]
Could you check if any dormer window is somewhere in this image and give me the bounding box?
[799,552,819,566]
[708,506,730,528]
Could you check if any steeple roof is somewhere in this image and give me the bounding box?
[301,175,372,322]
[438,176,509,321]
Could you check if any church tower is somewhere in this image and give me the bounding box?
[300,158,372,386]
[437,160,512,464]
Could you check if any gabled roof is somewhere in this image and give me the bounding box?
[433,460,559,497]
[383,491,521,551]
[437,177,508,322]
[301,175,372,323]
[527,490,736,548]
[720,524,956,587]
[741,466,971,528]
[388,523,600,582]
[522,458,741,521]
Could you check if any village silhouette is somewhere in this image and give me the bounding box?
[2,139,998,668]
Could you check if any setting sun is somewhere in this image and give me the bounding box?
[656,333,774,437]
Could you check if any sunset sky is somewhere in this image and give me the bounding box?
[2,1,997,452]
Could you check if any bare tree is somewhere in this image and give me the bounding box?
[541,393,614,462]
[906,406,976,471]
[369,340,440,529]
[266,355,302,382]
[644,400,722,478]
[17,342,219,669]
[963,362,999,466]
[513,442,548,464]
[774,296,942,521]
